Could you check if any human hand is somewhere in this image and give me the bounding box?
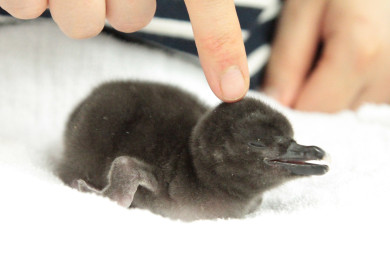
[264,0,390,113]
[0,0,249,102]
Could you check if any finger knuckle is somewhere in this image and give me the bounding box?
[198,32,243,67]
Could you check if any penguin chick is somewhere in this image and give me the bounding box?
[57,81,328,221]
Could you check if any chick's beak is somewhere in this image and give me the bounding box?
[265,142,329,176]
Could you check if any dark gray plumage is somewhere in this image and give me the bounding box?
[58,81,328,221]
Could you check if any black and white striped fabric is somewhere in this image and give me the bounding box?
[121,0,282,89]
[0,0,282,89]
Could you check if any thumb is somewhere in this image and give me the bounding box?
[185,0,249,102]
[263,0,326,106]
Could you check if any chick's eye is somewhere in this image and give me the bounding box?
[248,140,266,148]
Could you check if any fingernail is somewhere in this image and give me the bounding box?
[220,66,246,101]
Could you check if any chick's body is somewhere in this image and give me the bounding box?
[58,81,327,220]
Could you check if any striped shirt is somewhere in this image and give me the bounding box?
[0,0,282,89]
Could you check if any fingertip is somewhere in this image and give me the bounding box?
[219,66,248,102]
[263,86,282,104]
[185,0,249,103]
[106,0,156,33]
[1,0,47,19]
[263,57,303,107]
[50,0,105,39]
[108,19,150,34]
[262,83,296,107]
[60,21,105,39]
[262,0,327,107]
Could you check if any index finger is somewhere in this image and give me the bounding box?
[184,0,249,102]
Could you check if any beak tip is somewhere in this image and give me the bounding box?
[323,152,332,165]
[312,146,326,160]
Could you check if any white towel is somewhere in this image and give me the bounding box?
[1,19,389,260]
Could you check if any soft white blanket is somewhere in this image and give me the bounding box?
[1,19,389,260]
